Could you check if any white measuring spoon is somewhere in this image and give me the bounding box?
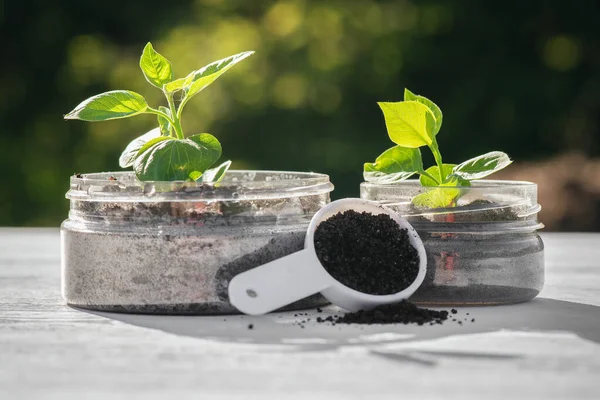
[228,198,427,315]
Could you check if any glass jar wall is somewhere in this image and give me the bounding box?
[361,180,544,305]
[62,171,334,314]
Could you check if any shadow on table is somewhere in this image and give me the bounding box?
[77,298,600,354]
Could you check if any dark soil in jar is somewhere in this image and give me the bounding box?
[75,183,322,225]
[451,199,519,222]
[407,199,521,223]
[313,210,420,295]
[73,172,328,225]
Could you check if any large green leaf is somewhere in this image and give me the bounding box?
[452,151,512,180]
[377,101,436,148]
[404,88,443,135]
[65,90,148,121]
[363,146,423,183]
[118,128,162,168]
[134,134,222,181]
[157,106,172,136]
[135,136,173,157]
[187,133,222,164]
[139,42,174,88]
[173,51,254,99]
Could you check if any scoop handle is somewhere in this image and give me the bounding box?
[228,249,331,315]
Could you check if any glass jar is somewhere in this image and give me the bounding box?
[361,180,544,305]
[62,170,334,314]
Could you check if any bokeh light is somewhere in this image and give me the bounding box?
[1,0,600,230]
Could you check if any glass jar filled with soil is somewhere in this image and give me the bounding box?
[360,180,544,306]
[62,170,333,314]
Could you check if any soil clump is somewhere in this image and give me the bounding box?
[316,300,449,326]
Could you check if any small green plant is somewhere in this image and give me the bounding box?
[364,88,512,208]
[65,43,254,183]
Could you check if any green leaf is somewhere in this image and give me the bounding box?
[163,76,192,93]
[444,174,471,187]
[198,160,232,185]
[419,164,456,186]
[404,88,443,135]
[178,51,254,100]
[65,90,148,121]
[134,134,222,181]
[187,133,222,164]
[188,171,203,181]
[412,188,461,209]
[135,136,173,157]
[363,146,423,184]
[118,128,161,168]
[452,151,513,180]
[157,106,172,136]
[378,101,436,148]
[415,163,470,208]
[139,42,174,88]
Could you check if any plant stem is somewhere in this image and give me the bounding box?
[429,137,444,183]
[177,95,189,121]
[166,92,184,139]
[146,107,176,127]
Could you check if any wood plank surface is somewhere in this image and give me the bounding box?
[1,229,599,399]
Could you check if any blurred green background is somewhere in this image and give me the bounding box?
[2,0,599,229]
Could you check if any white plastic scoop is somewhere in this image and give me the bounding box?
[228,198,427,315]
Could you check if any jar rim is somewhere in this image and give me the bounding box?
[67,170,334,202]
[360,179,542,231]
[360,179,537,189]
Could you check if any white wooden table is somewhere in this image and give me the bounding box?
[1,229,599,399]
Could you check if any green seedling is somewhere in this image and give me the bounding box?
[364,88,512,208]
[65,43,254,183]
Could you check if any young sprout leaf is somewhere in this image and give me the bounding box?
[412,188,461,208]
[64,90,148,121]
[364,146,423,184]
[163,76,193,93]
[419,164,455,186]
[133,133,222,181]
[139,43,174,88]
[415,164,471,208]
[443,174,471,187]
[119,128,162,168]
[452,151,512,180]
[157,106,172,136]
[366,88,511,209]
[378,101,436,148]
[198,160,232,185]
[404,88,443,135]
[188,171,203,181]
[177,51,254,101]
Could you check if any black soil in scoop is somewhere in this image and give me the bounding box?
[314,210,420,295]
